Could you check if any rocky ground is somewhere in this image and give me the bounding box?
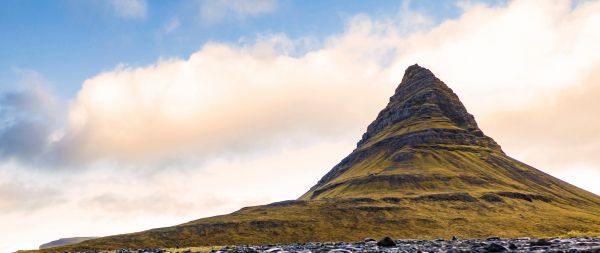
[110,237,600,253]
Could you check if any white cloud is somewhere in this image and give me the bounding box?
[199,0,277,23]
[57,39,392,165]
[108,0,148,20]
[480,67,600,185]
[56,0,600,174]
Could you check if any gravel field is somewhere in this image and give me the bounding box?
[108,236,600,253]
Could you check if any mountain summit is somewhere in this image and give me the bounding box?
[301,64,504,200]
[40,65,600,251]
[361,64,486,145]
[299,64,597,205]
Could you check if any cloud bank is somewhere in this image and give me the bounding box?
[58,40,390,165]
[48,0,600,172]
[483,68,600,179]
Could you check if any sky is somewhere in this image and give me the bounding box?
[1,0,600,251]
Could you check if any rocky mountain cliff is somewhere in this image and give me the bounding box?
[34,65,600,252]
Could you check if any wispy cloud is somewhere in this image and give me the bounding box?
[199,0,277,24]
[163,17,181,34]
[108,0,148,20]
[0,180,64,213]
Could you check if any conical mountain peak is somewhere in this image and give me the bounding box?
[357,64,492,149]
[301,64,505,200]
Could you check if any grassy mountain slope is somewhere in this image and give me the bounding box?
[34,196,600,251]
[33,65,600,252]
[39,237,98,250]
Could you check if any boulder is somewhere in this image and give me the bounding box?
[376,236,397,247]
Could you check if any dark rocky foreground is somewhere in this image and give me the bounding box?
[107,237,600,253]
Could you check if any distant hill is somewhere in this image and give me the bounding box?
[39,237,98,249]
[36,64,600,251]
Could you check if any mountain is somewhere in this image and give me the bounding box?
[39,237,98,249]
[35,65,600,252]
[299,64,596,203]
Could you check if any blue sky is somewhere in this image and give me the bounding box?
[3,1,600,251]
[0,0,500,99]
